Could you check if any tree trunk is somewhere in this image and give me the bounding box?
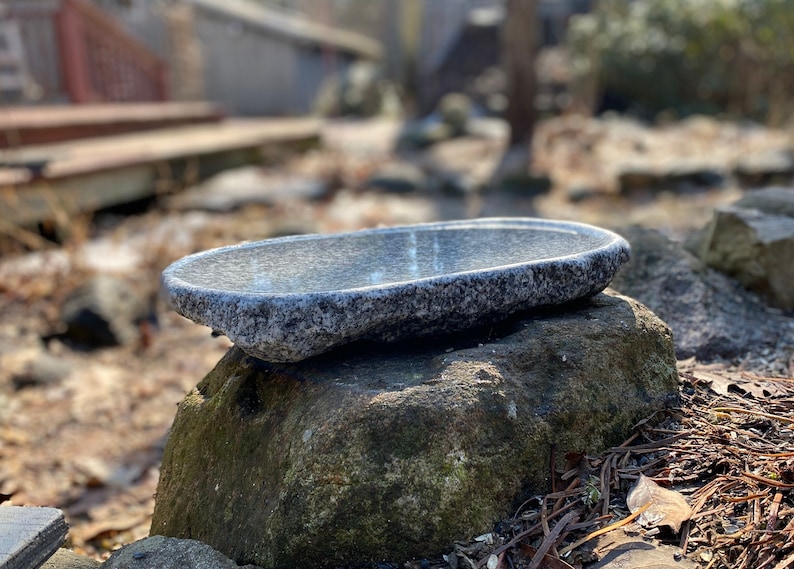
[503,0,538,147]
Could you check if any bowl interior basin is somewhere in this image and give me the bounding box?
[168,222,617,295]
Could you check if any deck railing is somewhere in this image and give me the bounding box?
[8,0,168,103]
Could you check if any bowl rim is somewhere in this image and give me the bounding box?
[161,217,630,300]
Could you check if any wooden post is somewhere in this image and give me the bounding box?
[502,0,538,147]
[398,0,422,115]
[55,0,93,103]
[156,63,169,101]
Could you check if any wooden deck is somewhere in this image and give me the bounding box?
[0,118,321,227]
[0,102,224,147]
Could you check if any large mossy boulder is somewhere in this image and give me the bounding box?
[151,291,677,569]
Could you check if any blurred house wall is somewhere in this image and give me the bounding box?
[93,0,381,115]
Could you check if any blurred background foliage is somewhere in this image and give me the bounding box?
[567,0,794,125]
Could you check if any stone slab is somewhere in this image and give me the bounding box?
[0,507,68,569]
[162,218,630,362]
[167,167,327,212]
[102,536,259,569]
[700,205,794,310]
[587,533,697,568]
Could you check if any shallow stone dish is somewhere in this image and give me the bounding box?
[162,218,630,362]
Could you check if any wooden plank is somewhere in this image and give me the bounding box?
[0,103,224,129]
[0,102,224,147]
[0,506,68,569]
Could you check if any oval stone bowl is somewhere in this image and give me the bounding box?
[162,218,630,362]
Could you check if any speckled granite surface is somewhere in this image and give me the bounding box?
[162,218,630,362]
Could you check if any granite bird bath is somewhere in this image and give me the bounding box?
[162,218,630,362]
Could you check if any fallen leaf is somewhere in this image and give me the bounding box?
[627,474,693,532]
[690,370,787,398]
[736,377,789,398]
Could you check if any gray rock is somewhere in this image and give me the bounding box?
[365,162,426,193]
[435,169,479,196]
[664,161,725,191]
[698,205,794,311]
[735,148,794,187]
[0,506,68,569]
[587,533,697,568]
[151,291,677,569]
[101,536,260,569]
[169,167,327,212]
[398,94,476,149]
[60,275,150,347]
[398,119,454,149]
[423,137,505,196]
[11,352,72,389]
[467,117,508,140]
[610,226,786,359]
[313,61,385,118]
[437,92,473,136]
[42,549,100,569]
[489,144,552,194]
[616,166,661,194]
[734,186,794,218]
[161,219,629,362]
[617,161,725,195]
[564,184,601,203]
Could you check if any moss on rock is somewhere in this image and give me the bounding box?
[151,291,677,568]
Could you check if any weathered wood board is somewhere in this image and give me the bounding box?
[0,507,68,569]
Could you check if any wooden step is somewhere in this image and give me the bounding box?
[0,507,68,569]
[0,102,225,148]
[0,118,322,227]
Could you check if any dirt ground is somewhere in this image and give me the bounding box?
[0,117,791,566]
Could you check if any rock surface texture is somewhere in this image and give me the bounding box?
[151,291,677,569]
[41,549,100,569]
[101,536,259,569]
[610,226,788,359]
[695,187,794,311]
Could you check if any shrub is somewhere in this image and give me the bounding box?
[567,0,794,125]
